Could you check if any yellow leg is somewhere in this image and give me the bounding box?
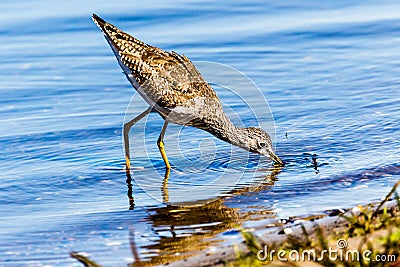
[157,121,171,169]
[158,141,171,169]
[123,107,152,169]
[125,156,131,170]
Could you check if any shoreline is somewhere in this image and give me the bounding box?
[168,198,400,266]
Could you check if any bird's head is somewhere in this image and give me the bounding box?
[246,127,284,166]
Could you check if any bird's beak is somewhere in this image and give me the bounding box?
[270,152,285,166]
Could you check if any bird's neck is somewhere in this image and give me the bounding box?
[229,126,254,152]
[205,114,253,151]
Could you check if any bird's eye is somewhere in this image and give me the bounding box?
[259,142,266,147]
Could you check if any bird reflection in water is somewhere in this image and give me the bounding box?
[125,166,281,266]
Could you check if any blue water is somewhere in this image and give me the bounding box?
[1,0,400,266]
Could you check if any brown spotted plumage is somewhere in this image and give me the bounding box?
[92,14,284,169]
[92,14,217,110]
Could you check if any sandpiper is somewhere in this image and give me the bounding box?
[92,14,284,169]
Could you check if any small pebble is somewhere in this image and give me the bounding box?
[283,228,293,234]
[328,209,346,216]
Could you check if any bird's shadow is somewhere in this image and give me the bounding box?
[125,164,282,209]
[124,165,283,266]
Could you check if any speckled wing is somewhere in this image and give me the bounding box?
[92,14,218,109]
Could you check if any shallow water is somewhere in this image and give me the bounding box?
[1,0,400,266]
